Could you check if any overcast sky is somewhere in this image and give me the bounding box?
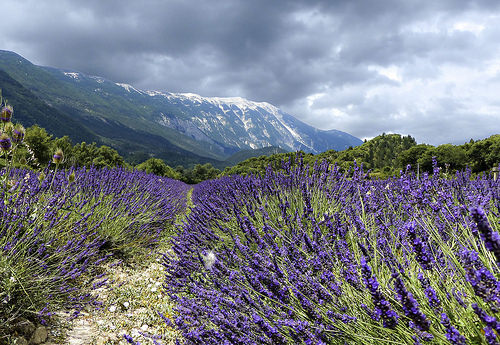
[2,0,500,145]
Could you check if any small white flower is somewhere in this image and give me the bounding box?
[123,301,130,309]
[151,286,157,292]
[109,305,117,312]
[9,276,15,283]
[201,250,216,270]
[155,281,161,286]
[141,324,148,331]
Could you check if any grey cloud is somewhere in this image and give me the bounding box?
[1,0,500,145]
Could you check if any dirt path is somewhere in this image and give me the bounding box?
[49,252,179,345]
[49,189,195,345]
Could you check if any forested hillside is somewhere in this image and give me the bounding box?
[223,133,500,178]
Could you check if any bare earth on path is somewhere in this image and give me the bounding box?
[49,250,181,345]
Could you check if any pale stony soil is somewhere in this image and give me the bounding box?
[49,252,181,345]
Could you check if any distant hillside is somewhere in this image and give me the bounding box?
[0,50,362,167]
[0,70,100,144]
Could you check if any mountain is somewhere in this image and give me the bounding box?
[0,50,362,166]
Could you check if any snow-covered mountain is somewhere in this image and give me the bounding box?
[0,50,362,164]
[124,88,362,154]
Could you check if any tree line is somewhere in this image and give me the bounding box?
[7,124,500,182]
[222,133,500,178]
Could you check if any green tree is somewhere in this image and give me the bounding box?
[466,135,500,173]
[136,158,181,179]
[486,137,500,170]
[190,163,220,184]
[24,125,53,166]
[92,145,124,168]
[398,144,433,170]
[72,142,99,167]
[434,144,467,172]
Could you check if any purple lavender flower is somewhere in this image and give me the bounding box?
[392,272,430,331]
[360,257,398,329]
[470,207,500,264]
[417,273,442,313]
[409,321,434,343]
[407,222,434,270]
[484,326,500,345]
[472,303,500,335]
[123,334,141,345]
[469,267,500,308]
[461,248,500,310]
[441,313,467,345]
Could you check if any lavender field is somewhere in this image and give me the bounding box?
[1,156,500,344]
[162,159,500,344]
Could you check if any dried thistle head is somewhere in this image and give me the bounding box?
[38,171,46,182]
[52,148,64,164]
[12,124,25,144]
[3,122,13,134]
[1,105,13,123]
[7,179,17,191]
[0,134,12,152]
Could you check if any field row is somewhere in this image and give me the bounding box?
[164,160,500,344]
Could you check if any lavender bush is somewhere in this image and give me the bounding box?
[163,158,500,344]
[0,166,189,335]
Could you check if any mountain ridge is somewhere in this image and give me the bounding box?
[0,50,363,166]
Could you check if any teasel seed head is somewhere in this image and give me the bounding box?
[12,124,25,144]
[52,148,64,164]
[0,133,12,152]
[3,122,13,134]
[1,105,13,123]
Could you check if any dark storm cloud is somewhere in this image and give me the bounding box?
[2,0,500,144]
